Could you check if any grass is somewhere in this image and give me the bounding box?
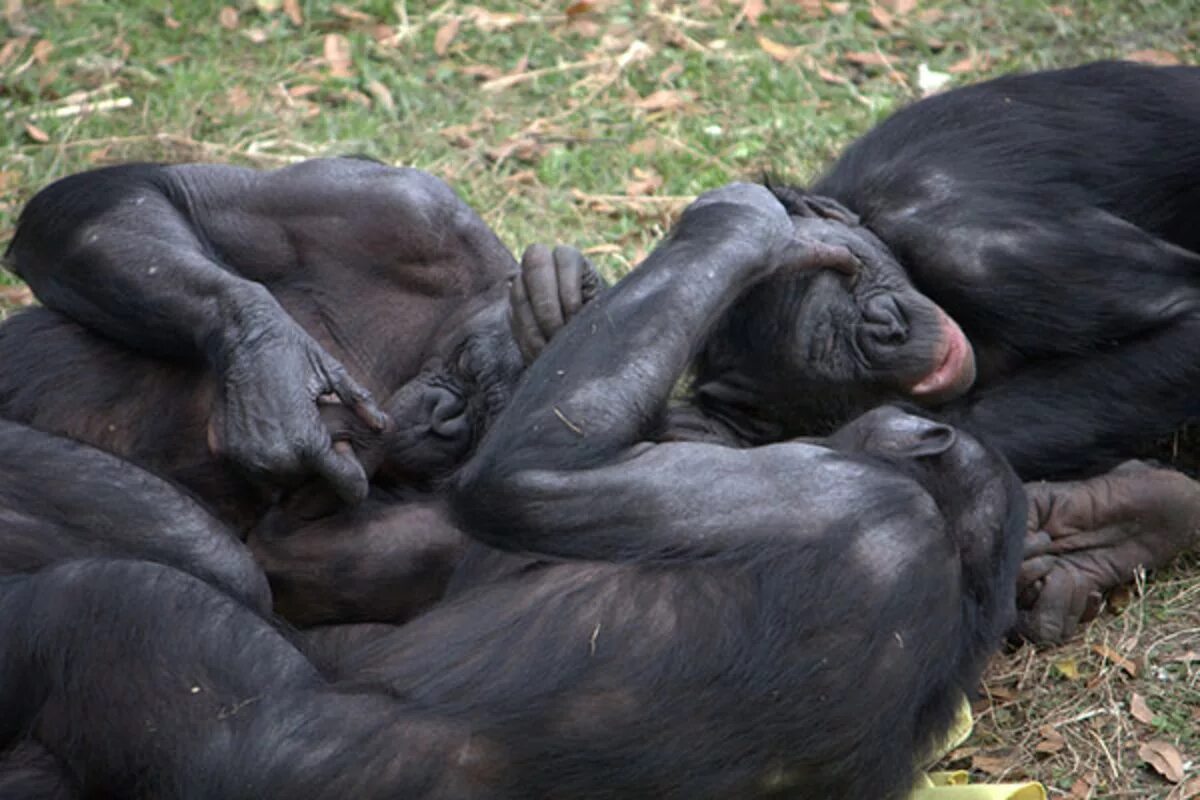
[2,0,1199,795]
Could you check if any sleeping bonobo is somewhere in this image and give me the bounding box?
[0,185,1026,800]
[0,157,601,624]
[651,61,1200,644]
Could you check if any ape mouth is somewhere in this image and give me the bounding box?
[908,308,976,403]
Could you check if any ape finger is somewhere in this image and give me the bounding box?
[509,273,548,364]
[328,367,390,433]
[522,244,566,338]
[308,441,370,506]
[777,238,860,276]
[553,245,586,320]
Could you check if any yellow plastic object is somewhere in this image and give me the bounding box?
[908,696,1046,800]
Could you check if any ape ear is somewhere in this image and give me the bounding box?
[765,183,861,226]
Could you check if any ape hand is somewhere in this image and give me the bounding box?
[210,310,390,505]
[1016,461,1200,644]
[510,244,606,364]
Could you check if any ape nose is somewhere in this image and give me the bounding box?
[862,295,909,347]
[424,386,469,441]
[870,407,957,458]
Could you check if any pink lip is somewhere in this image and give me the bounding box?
[909,308,976,401]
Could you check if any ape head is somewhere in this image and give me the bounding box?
[321,283,524,490]
[694,187,975,439]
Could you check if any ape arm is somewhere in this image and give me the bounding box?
[6,163,389,503]
[454,185,867,560]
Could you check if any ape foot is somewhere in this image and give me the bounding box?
[1016,461,1200,644]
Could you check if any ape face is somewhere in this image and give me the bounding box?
[323,285,525,488]
[695,193,975,438]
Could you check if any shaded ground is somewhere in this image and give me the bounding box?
[2,1,1199,796]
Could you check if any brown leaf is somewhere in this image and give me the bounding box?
[434,18,460,56]
[288,83,320,98]
[163,10,181,29]
[365,79,394,112]
[918,8,944,24]
[226,86,253,113]
[633,89,695,113]
[1139,739,1184,783]
[565,0,598,17]
[323,33,353,77]
[466,7,525,32]
[460,64,503,82]
[948,54,990,74]
[971,748,1019,776]
[817,66,851,87]
[23,121,49,143]
[31,38,51,64]
[880,0,916,13]
[1048,4,1074,17]
[844,50,892,67]
[625,167,663,197]
[1127,49,1180,66]
[1171,650,1200,663]
[1180,775,1200,799]
[218,6,239,30]
[758,35,804,63]
[283,0,303,25]
[824,1,849,14]
[1092,643,1138,677]
[1068,771,1098,799]
[0,37,29,69]
[0,284,33,307]
[242,27,269,44]
[332,4,373,23]
[156,54,187,67]
[1130,692,1154,725]
[1033,724,1066,755]
[870,6,894,30]
[485,134,546,165]
[439,123,478,148]
[739,0,766,26]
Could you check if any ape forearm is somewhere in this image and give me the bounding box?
[7,164,289,367]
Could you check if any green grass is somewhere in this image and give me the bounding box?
[3,0,1200,794]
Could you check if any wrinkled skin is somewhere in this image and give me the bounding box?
[1017,461,1200,644]
[0,185,1025,799]
[696,62,1200,484]
[0,158,599,624]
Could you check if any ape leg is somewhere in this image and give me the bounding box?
[0,560,498,798]
[0,419,269,611]
[1017,461,1200,643]
[247,494,466,625]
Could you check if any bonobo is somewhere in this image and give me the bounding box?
[682,61,1200,481]
[0,158,601,624]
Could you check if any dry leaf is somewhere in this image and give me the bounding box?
[739,0,766,26]
[434,18,460,56]
[242,27,268,44]
[825,2,849,14]
[23,121,49,142]
[440,123,478,148]
[758,35,804,63]
[288,83,320,98]
[332,4,374,23]
[880,0,916,13]
[218,6,239,30]
[1139,740,1184,783]
[817,66,850,87]
[948,55,990,74]
[633,89,695,113]
[0,284,33,307]
[502,169,538,186]
[1068,771,1098,799]
[1180,775,1200,799]
[0,37,29,69]
[460,64,503,81]
[156,54,187,67]
[1127,49,1180,66]
[625,167,663,197]
[365,79,394,112]
[1172,650,1200,663]
[324,33,352,77]
[843,50,892,67]
[565,0,598,16]
[226,86,253,113]
[918,8,944,24]
[1053,657,1080,680]
[163,10,181,29]
[1033,724,1066,755]
[1130,692,1154,725]
[870,6,894,30]
[31,38,51,64]
[1049,4,1074,17]
[971,748,1018,776]
[485,134,545,164]
[1092,643,1138,676]
[283,0,303,25]
[255,0,281,11]
[466,7,526,32]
